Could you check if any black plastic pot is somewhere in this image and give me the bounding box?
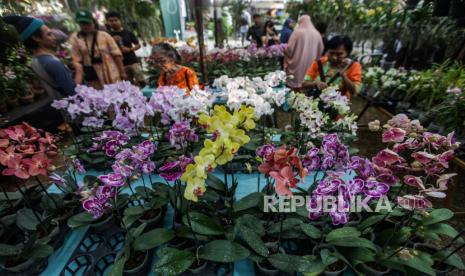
[323,261,347,276]
[123,250,152,276]
[184,260,209,275]
[0,257,48,276]
[255,260,288,276]
[138,207,164,231]
[90,214,116,232]
[359,262,392,276]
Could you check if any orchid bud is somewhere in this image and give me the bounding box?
[368,120,380,132]
[130,175,139,181]
[80,190,91,199]
[48,165,57,171]
[418,210,430,217]
[408,132,418,138]
[411,161,422,169]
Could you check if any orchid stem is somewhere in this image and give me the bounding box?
[141,174,150,199]
[186,200,199,246]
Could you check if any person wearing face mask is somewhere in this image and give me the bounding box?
[70,9,126,89]
[3,15,75,99]
[151,43,199,95]
[304,35,362,99]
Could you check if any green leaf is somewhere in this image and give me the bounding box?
[267,253,318,272]
[108,247,129,276]
[268,218,303,234]
[433,250,465,270]
[16,208,40,231]
[154,247,195,276]
[174,226,210,241]
[328,237,376,250]
[326,227,361,242]
[422,208,454,225]
[122,214,141,228]
[199,240,250,263]
[67,212,95,228]
[124,206,145,216]
[24,244,53,259]
[358,214,385,230]
[392,253,435,275]
[182,212,224,235]
[130,223,147,238]
[1,213,17,226]
[233,192,263,212]
[339,247,375,267]
[237,224,269,257]
[0,243,23,256]
[300,223,322,239]
[425,223,464,242]
[205,174,226,192]
[237,214,265,236]
[320,248,338,266]
[134,228,175,251]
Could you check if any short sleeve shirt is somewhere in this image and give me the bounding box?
[110,30,139,65]
[157,66,199,95]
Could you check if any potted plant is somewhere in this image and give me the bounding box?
[109,223,175,276]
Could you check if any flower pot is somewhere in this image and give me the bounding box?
[90,214,116,232]
[19,93,35,104]
[359,262,392,275]
[138,207,163,230]
[123,250,151,276]
[434,263,452,276]
[184,259,209,275]
[0,256,48,275]
[255,260,290,276]
[324,261,347,276]
[6,97,20,108]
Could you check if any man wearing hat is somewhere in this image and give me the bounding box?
[70,9,126,89]
[3,15,76,99]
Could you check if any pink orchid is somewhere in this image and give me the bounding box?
[269,166,299,197]
[382,128,406,143]
[423,132,446,150]
[397,195,432,210]
[373,149,403,166]
[0,146,22,166]
[2,158,30,179]
[445,132,460,149]
[438,150,454,168]
[436,173,457,190]
[387,114,410,129]
[22,153,50,176]
[403,175,425,190]
[411,151,436,164]
[0,139,9,148]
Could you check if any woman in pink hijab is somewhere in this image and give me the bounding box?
[284,15,324,88]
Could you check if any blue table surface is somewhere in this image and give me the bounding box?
[42,170,354,276]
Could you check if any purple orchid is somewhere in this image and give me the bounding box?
[98,173,125,187]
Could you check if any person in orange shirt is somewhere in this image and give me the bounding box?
[151,43,199,95]
[303,35,362,99]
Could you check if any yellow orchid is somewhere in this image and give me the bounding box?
[184,182,206,202]
[215,138,240,165]
[182,104,256,201]
[236,105,256,131]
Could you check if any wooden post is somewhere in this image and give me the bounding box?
[194,0,209,84]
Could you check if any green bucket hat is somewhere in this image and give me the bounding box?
[75,9,93,24]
